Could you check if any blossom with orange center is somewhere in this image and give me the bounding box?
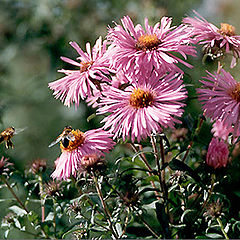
[98,72,187,142]
[51,127,115,180]
[107,15,196,76]
[183,11,240,68]
[48,37,114,108]
[129,88,154,109]
[198,69,240,137]
[218,23,236,37]
[135,34,161,51]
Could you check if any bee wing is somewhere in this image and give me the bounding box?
[66,132,75,142]
[48,136,62,148]
[14,127,28,135]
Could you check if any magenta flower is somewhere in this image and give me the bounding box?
[206,138,229,169]
[107,15,196,76]
[198,69,240,137]
[211,119,233,141]
[51,128,115,180]
[183,11,240,68]
[48,37,114,108]
[97,72,187,142]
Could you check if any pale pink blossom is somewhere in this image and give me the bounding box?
[107,15,196,76]
[97,72,187,142]
[206,138,229,169]
[198,69,240,137]
[183,11,240,68]
[51,128,115,180]
[211,119,233,141]
[48,37,114,108]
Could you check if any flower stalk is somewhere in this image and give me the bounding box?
[216,217,229,240]
[92,173,118,239]
[1,175,29,213]
[38,173,45,222]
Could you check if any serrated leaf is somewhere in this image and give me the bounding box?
[9,205,27,217]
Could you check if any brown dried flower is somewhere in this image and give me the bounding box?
[204,199,223,218]
[43,180,62,198]
[31,158,46,174]
[80,154,105,173]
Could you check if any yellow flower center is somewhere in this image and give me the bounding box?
[218,23,236,36]
[229,82,240,102]
[60,129,85,152]
[136,34,161,51]
[129,88,154,108]
[80,61,94,73]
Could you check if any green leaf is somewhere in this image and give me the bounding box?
[9,205,27,217]
[155,202,170,238]
[180,209,196,223]
[87,113,96,122]
[4,229,10,239]
[169,158,202,184]
[205,233,223,238]
[115,223,123,236]
[27,211,39,226]
[45,212,54,221]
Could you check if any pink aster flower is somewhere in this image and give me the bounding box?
[107,15,196,76]
[50,126,115,180]
[206,138,229,169]
[97,72,187,142]
[211,119,233,141]
[48,37,114,108]
[86,71,129,108]
[183,11,240,68]
[198,69,240,137]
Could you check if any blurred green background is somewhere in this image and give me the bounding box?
[1,0,240,237]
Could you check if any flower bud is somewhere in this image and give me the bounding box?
[206,138,229,169]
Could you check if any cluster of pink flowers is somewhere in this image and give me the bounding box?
[49,11,240,179]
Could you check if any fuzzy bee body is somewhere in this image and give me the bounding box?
[48,126,75,148]
[0,127,26,149]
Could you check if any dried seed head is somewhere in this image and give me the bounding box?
[31,158,47,174]
[68,201,82,214]
[80,154,105,173]
[43,180,62,198]
[204,199,223,218]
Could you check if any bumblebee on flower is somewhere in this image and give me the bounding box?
[49,126,115,180]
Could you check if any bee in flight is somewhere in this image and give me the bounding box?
[48,126,75,148]
[0,126,26,149]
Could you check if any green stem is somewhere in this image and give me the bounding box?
[130,143,161,200]
[38,173,45,222]
[182,116,205,162]
[1,175,29,213]
[216,217,229,240]
[134,209,159,238]
[92,174,118,239]
[53,199,57,238]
